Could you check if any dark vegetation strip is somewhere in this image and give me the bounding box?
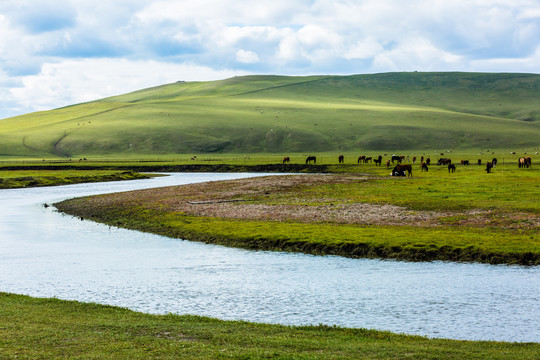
[0,163,335,173]
[1,292,538,359]
[0,171,150,189]
[53,203,539,266]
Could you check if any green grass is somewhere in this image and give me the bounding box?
[1,293,538,359]
[1,72,540,159]
[0,169,150,189]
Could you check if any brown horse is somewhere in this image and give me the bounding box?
[338,155,344,164]
[357,155,365,163]
[486,161,493,173]
[306,156,316,164]
[420,162,428,172]
[460,160,469,165]
[282,156,290,164]
[391,164,412,177]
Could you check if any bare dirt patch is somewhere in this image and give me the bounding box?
[106,174,538,229]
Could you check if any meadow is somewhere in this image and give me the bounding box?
[3,293,538,359]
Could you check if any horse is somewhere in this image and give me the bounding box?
[357,155,366,163]
[364,156,372,163]
[420,162,428,172]
[412,156,417,163]
[477,159,482,165]
[386,160,391,168]
[391,155,402,164]
[519,157,532,168]
[437,158,452,165]
[492,158,498,167]
[338,155,344,164]
[460,160,469,166]
[391,164,412,177]
[374,155,382,166]
[282,156,290,164]
[425,158,431,166]
[486,161,493,173]
[305,156,316,164]
[448,164,456,173]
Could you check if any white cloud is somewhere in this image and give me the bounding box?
[236,50,260,64]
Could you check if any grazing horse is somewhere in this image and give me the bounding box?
[486,161,493,173]
[391,155,402,164]
[437,158,452,165]
[448,164,456,173]
[357,155,366,163]
[519,157,532,168]
[460,160,469,166]
[305,156,316,164]
[282,156,290,164]
[420,162,428,172]
[391,164,412,177]
[364,156,372,163]
[338,155,344,164]
[374,155,382,166]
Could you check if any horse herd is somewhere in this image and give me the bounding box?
[281,155,533,176]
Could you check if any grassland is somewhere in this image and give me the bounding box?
[0,169,150,189]
[1,72,540,159]
[2,293,538,359]
[55,160,540,265]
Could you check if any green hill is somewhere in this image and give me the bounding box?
[1,72,539,158]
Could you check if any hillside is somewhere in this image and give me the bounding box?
[1,72,539,158]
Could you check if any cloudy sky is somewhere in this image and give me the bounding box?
[1,0,540,119]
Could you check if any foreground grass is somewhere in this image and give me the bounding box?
[1,293,537,359]
[0,170,150,189]
[55,163,539,265]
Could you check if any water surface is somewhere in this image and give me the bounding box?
[0,173,538,342]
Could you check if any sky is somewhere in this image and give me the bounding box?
[1,0,540,119]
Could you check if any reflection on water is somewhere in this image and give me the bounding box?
[0,173,538,342]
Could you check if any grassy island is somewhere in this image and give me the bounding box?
[55,162,539,265]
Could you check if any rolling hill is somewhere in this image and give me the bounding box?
[1,72,539,158]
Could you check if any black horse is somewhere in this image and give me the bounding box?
[305,156,316,164]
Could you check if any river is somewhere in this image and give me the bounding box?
[0,173,538,342]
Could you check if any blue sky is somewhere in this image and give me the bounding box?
[1,0,540,119]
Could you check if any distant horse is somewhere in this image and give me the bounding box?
[412,156,417,163]
[486,161,493,173]
[374,155,382,166]
[391,155,402,164]
[425,158,431,166]
[338,155,344,164]
[386,160,391,168]
[437,158,452,165]
[391,164,412,177]
[519,157,532,168]
[460,160,469,166]
[306,156,317,164]
[448,164,456,173]
[420,162,428,172]
[357,155,366,163]
[492,158,498,167]
[282,156,290,164]
[477,159,482,165]
[364,156,372,163]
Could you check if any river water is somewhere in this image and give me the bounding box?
[0,173,538,342]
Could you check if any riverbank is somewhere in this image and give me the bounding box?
[2,292,537,359]
[55,172,540,265]
[0,170,151,189]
